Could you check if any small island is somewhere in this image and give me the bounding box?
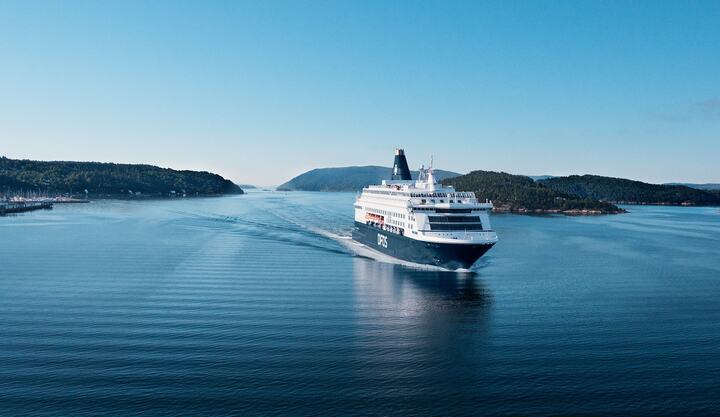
[443,171,625,214]
[0,157,243,199]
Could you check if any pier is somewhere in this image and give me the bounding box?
[0,201,53,215]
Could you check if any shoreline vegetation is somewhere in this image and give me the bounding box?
[279,166,720,215]
[490,206,624,215]
[540,175,720,207]
[443,171,625,215]
[4,156,716,215]
[0,157,243,199]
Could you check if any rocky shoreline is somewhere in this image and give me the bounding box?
[492,205,627,215]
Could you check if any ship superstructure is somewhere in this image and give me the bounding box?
[352,149,498,269]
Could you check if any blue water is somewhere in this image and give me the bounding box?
[1,192,719,416]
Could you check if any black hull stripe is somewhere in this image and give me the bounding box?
[352,222,494,269]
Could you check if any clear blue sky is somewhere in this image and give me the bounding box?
[1,0,718,185]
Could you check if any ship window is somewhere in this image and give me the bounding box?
[421,199,426,204]
[429,216,481,223]
[428,223,484,231]
[430,200,435,203]
[434,208,472,213]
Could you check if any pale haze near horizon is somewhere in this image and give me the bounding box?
[1,0,718,186]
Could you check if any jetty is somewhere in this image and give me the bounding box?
[0,201,53,215]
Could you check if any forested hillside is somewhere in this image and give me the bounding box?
[0,157,243,197]
[541,175,720,206]
[443,171,623,214]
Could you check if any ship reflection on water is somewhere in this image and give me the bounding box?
[351,258,493,393]
[352,257,491,314]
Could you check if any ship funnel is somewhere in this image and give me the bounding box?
[391,149,412,180]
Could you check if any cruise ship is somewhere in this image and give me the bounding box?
[352,149,498,269]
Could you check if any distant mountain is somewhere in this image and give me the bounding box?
[664,183,720,191]
[443,171,623,214]
[277,166,461,191]
[541,175,720,206]
[237,184,257,189]
[0,157,243,197]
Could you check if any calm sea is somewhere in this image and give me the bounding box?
[1,191,719,416]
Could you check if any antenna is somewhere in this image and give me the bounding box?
[426,155,437,187]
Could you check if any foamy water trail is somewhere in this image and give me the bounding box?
[259,193,488,272]
[264,199,473,271]
[174,192,479,272]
